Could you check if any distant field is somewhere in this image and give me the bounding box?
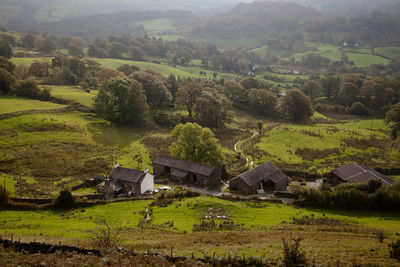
[46,85,98,107]
[10,57,52,65]
[374,46,400,59]
[93,57,235,80]
[0,95,66,114]
[347,53,390,67]
[138,19,176,33]
[192,37,263,48]
[250,45,291,57]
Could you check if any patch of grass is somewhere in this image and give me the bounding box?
[347,53,390,67]
[0,95,66,114]
[10,57,52,66]
[45,85,98,107]
[138,19,176,33]
[374,46,400,59]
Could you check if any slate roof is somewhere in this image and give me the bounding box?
[236,162,287,187]
[153,156,216,176]
[110,167,148,184]
[332,163,394,185]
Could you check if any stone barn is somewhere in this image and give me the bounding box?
[153,156,221,187]
[229,162,288,194]
[103,167,154,197]
[328,163,394,186]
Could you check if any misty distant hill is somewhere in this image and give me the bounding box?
[180,1,324,39]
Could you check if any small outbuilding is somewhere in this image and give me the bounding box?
[102,167,154,198]
[328,163,395,186]
[229,162,288,194]
[153,156,220,187]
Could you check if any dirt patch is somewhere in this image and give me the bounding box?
[342,138,387,150]
[214,127,248,149]
[295,148,341,161]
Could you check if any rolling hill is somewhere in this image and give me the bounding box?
[180,1,324,39]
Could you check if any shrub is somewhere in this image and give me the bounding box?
[78,81,89,89]
[53,190,75,209]
[350,102,370,116]
[0,184,10,206]
[88,219,123,252]
[389,239,400,261]
[282,237,308,267]
[15,78,41,98]
[40,87,51,99]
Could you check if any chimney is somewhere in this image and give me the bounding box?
[114,162,119,169]
[144,168,148,174]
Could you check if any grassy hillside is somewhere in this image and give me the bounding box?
[0,95,66,114]
[46,86,98,107]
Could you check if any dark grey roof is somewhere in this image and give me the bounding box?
[153,156,216,176]
[235,162,287,186]
[171,169,189,178]
[110,167,147,184]
[332,163,394,185]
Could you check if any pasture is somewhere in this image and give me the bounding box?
[240,116,400,174]
[0,196,399,264]
[45,85,97,107]
[375,46,400,59]
[347,52,390,67]
[0,95,66,114]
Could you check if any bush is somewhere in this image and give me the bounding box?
[350,102,370,116]
[15,78,41,98]
[0,184,10,206]
[282,237,308,267]
[78,81,89,89]
[40,87,51,99]
[53,190,75,209]
[389,239,400,261]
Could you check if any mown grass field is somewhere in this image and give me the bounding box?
[45,85,98,107]
[10,57,52,66]
[1,196,400,265]
[0,95,66,114]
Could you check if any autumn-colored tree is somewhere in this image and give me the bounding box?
[38,37,56,53]
[94,77,148,124]
[194,88,231,128]
[176,80,202,118]
[170,123,223,166]
[301,80,322,99]
[68,44,85,57]
[248,88,278,116]
[222,80,249,108]
[280,88,313,122]
[96,67,125,87]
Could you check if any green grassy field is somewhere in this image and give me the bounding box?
[0,95,66,114]
[46,85,98,107]
[347,53,391,67]
[246,118,400,174]
[10,57,52,66]
[1,196,399,237]
[374,46,400,59]
[138,19,176,33]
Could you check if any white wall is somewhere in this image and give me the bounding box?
[141,173,154,194]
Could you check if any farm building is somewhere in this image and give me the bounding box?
[153,156,221,187]
[229,162,288,194]
[101,166,154,198]
[328,163,395,186]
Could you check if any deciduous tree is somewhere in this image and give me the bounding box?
[94,77,148,124]
[176,80,202,119]
[170,123,223,166]
[280,88,313,122]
